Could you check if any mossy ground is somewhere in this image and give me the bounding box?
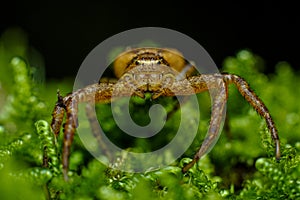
[0,28,299,199]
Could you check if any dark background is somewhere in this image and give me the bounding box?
[1,1,299,79]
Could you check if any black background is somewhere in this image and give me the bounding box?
[1,1,299,79]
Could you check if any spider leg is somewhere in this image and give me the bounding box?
[59,83,116,181]
[51,91,74,180]
[85,103,112,160]
[223,74,280,160]
[52,81,133,181]
[51,90,66,137]
[61,97,78,181]
[181,75,227,172]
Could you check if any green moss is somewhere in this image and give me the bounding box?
[0,29,299,199]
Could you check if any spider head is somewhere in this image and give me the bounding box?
[113,47,194,78]
[116,63,177,100]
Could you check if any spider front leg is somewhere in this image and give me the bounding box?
[51,93,79,181]
[50,84,105,180]
[222,74,280,159]
[51,81,136,180]
[180,74,227,172]
[50,91,79,181]
[85,103,112,160]
[179,73,280,173]
[51,90,66,137]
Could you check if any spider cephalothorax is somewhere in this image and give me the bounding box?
[51,47,280,180]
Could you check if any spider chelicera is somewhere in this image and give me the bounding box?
[51,47,280,180]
